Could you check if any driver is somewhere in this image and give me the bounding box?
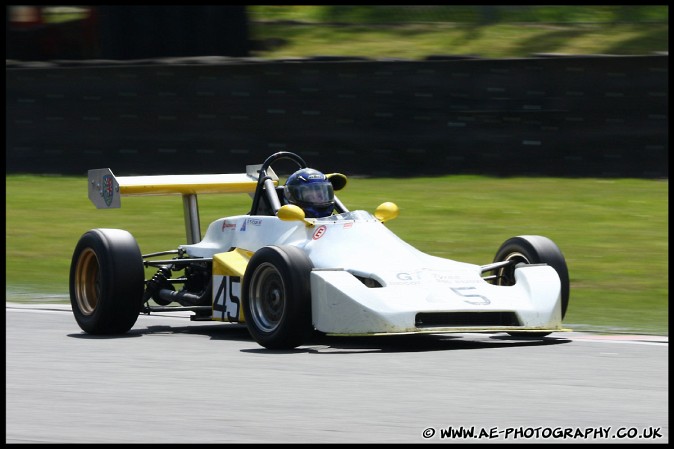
[283,168,335,218]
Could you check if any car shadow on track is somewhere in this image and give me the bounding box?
[68,322,253,341]
[246,333,572,354]
[69,322,572,354]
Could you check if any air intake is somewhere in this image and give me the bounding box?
[415,312,520,328]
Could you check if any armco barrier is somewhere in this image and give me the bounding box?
[5,54,668,177]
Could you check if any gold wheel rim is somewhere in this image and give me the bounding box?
[74,248,100,315]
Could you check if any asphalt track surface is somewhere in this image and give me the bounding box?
[5,302,668,444]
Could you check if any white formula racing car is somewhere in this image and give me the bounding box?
[70,151,570,349]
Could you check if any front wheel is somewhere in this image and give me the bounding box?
[69,228,145,334]
[491,235,570,337]
[242,245,313,349]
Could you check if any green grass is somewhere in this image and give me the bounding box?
[248,6,668,25]
[250,22,668,60]
[5,175,668,335]
[247,6,668,59]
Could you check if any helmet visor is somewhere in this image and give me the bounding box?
[289,182,334,205]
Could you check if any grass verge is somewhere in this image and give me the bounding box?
[5,174,668,335]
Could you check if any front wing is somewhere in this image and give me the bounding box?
[310,264,568,335]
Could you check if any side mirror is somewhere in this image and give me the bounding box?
[326,173,347,191]
[374,202,399,223]
[277,204,315,227]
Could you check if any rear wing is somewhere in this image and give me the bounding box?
[87,164,278,244]
[88,164,277,208]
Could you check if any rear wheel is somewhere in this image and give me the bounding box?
[69,228,145,334]
[492,235,570,337]
[242,245,313,349]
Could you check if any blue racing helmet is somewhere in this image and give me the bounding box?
[284,168,335,218]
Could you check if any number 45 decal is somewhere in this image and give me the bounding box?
[451,286,491,305]
[213,276,241,322]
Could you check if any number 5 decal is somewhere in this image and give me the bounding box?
[451,286,491,305]
[225,276,241,321]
